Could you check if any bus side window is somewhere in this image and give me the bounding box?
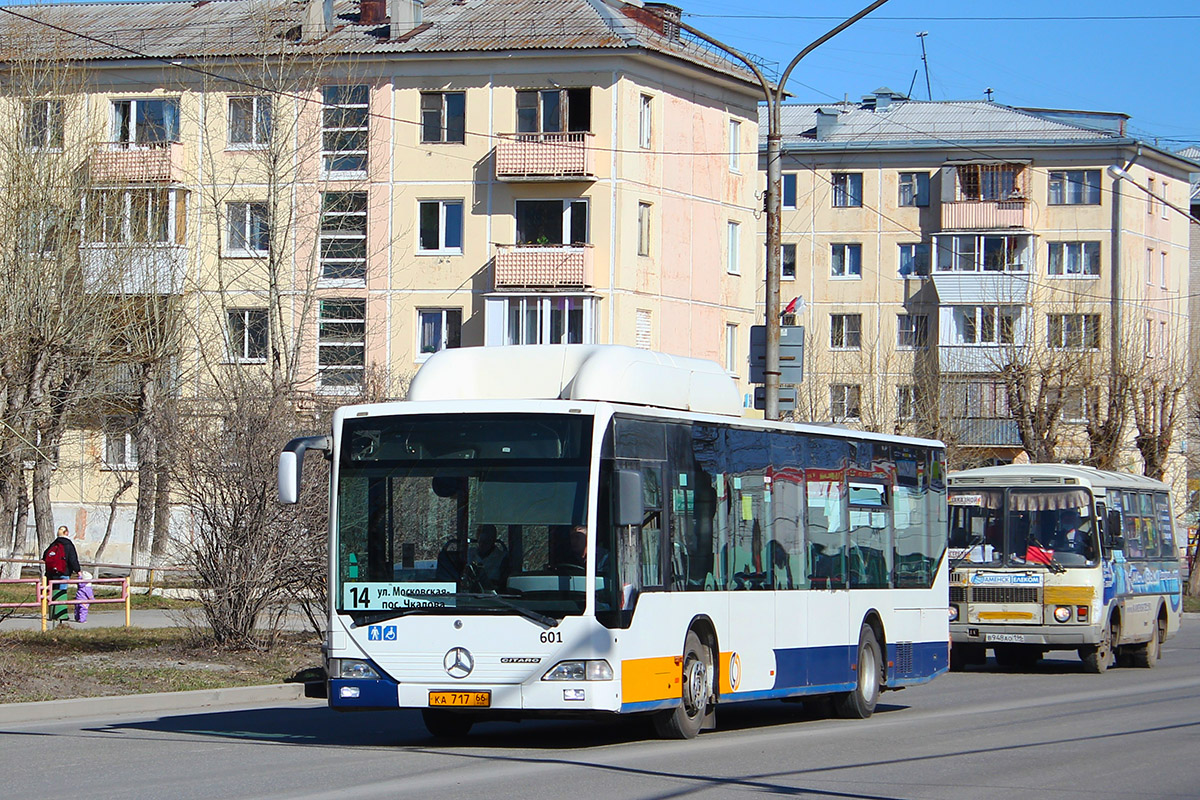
[1123,491,1143,558]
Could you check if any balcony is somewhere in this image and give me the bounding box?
[931,272,1029,305]
[946,418,1023,448]
[495,133,595,181]
[90,142,185,184]
[938,345,1025,374]
[942,199,1030,230]
[494,245,593,289]
[82,244,187,294]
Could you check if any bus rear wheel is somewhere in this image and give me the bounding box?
[653,630,713,739]
[1080,617,1117,673]
[834,624,882,719]
[422,709,474,739]
[1130,617,1164,668]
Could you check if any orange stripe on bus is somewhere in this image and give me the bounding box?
[621,656,680,704]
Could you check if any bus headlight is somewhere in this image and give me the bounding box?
[331,658,380,680]
[1053,606,1071,623]
[542,660,614,681]
[948,605,959,622]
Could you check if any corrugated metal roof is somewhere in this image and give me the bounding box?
[766,99,1120,149]
[0,0,755,85]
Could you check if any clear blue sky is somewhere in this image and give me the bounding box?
[680,0,1200,150]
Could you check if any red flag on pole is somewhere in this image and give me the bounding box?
[782,296,798,316]
[1025,545,1055,565]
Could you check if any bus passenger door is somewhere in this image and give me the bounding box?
[805,477,850,688]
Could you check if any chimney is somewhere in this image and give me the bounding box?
[814,108,840,141]
[360,0,386,25]
[389,0,423,35]
[645,2,681,40]
[302,0,333,40]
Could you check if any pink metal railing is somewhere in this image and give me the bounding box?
[90,141,184,183]
[495,132,595,180]
[941,200,1030,230]
[494,245,593,288]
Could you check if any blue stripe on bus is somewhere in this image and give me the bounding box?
[328,677,399,710]
[772,640,947,691]
[621,699,681,713]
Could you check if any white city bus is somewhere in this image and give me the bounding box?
[947,464,1183,672]
[279,346,949,738]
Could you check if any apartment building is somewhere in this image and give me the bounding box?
[0,0,761,560]
[762,89,1196,484]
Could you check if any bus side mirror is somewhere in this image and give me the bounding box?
[278,435,331,504]
[1105,510,1124,551]
[614,469,644,527]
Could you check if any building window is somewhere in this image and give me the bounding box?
[725,323,738,373]
[898,172,929,207]
[638,94,652,149]
[1047,313,1101,350]
[897,385,918,421]
[320,191,367,280]
[936,234,1028,272]
[955,164,1021,201]
[103,417,138,468]
[86,188,184,244]
[952,306,1018,345]
[781,243,796,280]
[418,200,464,253]
[637,202,652,257]
[516,88,591,133]
[727,221,740,275]
[1047,241,1100,276]
[728,119,741,171]
[830,384,861,422]
[321,85,368,176]
[1047,169,1101,205]
[112,98,180,145]
[498,295,594,345]
[636,309,652,350]
[515,200,588,245]
[897,314,928,348]
[228,95,271,146]
[1146,248,1154,285]
[226,202,269,256]
[831,172,863,207]
[25,99,63,149]
[226,308,268,362]
[946,381,1009,418]
[830,313,862,349]
[1161,181,1170,219]
[1054,386,1096,424]
[782,173,797,209]
[898,243,930,277]
[1160,251,1168,288]
[831,243,862,278]
[317,298,366,387]
[420,91,465,144]
[418,308,462,356]
[1147,177,1156,215]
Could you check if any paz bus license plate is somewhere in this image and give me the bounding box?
[429,691,491,707]
[985,633,1026,643]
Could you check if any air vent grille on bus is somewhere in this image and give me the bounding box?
[895,641,914,675]
[970,586,1040,604]
[949,586,967,603]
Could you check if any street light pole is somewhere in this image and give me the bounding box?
[655,0,890,420]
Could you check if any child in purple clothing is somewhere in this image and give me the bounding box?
[74,571,94,623]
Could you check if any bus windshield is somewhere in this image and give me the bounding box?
[949,487,1099,568]
[335,413,593,622]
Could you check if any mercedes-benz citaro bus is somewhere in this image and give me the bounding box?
[947,464,1183,672]
[279,345,950,739]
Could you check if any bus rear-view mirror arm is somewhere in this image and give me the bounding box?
[279,435,332,504]
[1105,510,1124,552]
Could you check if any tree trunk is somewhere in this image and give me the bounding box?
[150,459,171,560]
[12,469,29,560]
[94,478,132,563]
[130,367,159,582]
[32,458,54,553]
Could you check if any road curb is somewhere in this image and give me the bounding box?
[0,682,308,725]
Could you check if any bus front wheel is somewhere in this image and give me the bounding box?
[834,624,882,719]
[1080,617,1117,673]
[422,709,474,739]
[653,630,713,739]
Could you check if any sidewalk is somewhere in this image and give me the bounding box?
[0,605,315,632]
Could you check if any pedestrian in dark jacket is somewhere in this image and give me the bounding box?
[43,527,81,623]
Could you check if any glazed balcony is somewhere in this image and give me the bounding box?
[494,245,593,289]
[90,142,185,184]
[495,133,596,181]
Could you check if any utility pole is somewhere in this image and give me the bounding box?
[916,31,931,100]
[652,0,891,420]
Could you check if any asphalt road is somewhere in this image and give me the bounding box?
[4,620,1199,800]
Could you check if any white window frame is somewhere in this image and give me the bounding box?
[417,199,464,254]
[1047,241,1100,277]
[1047,169,1101,206]
[1047,313,1101,350]
[781,242,796,280]
[897,385,918,421]
[1147,177,1156,216]
[831,172,863,207]
[514,199,589,246]
[830,384,861,422]
[111,98,180,147]
[727,221,740,275]
[952,306,1020,346]
[321,84,368,178]
[226,307,269,363]
[725,323,738,374]
[1160,251,1168,288]
[317,298,366,389]
[417,308,462,359]
[87,187,182,245]
[831,243,862,278]
[228,95,271,148]
[488,295,596,346]
[637,201,652,257]
[103,416,138,470]
[225,202,269,257]
[830,313,862,350]
[638,94,653,149]
[728,118,741,172]
[319,191,367,283]
[1161,180,1170,219]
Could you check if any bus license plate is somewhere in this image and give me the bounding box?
[429,691,491,707]
[985,633,1025,643]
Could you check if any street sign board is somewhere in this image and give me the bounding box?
[750,325,804,384]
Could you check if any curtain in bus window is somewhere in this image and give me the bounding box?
[1007,489,1090,510]
[1122,491,1143,558]
[1139,492,1159,558]
[1155,494,1175,552]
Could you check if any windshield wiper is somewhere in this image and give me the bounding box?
[453,592,560,629]
[950,533,987,569]
[353,608,418,627]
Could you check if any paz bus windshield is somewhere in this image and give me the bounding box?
[335,413,594,622]
[948,487,1099,568]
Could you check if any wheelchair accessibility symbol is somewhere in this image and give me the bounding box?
[367,625,397,641]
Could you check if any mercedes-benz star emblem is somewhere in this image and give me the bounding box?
[443,647,474,679]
